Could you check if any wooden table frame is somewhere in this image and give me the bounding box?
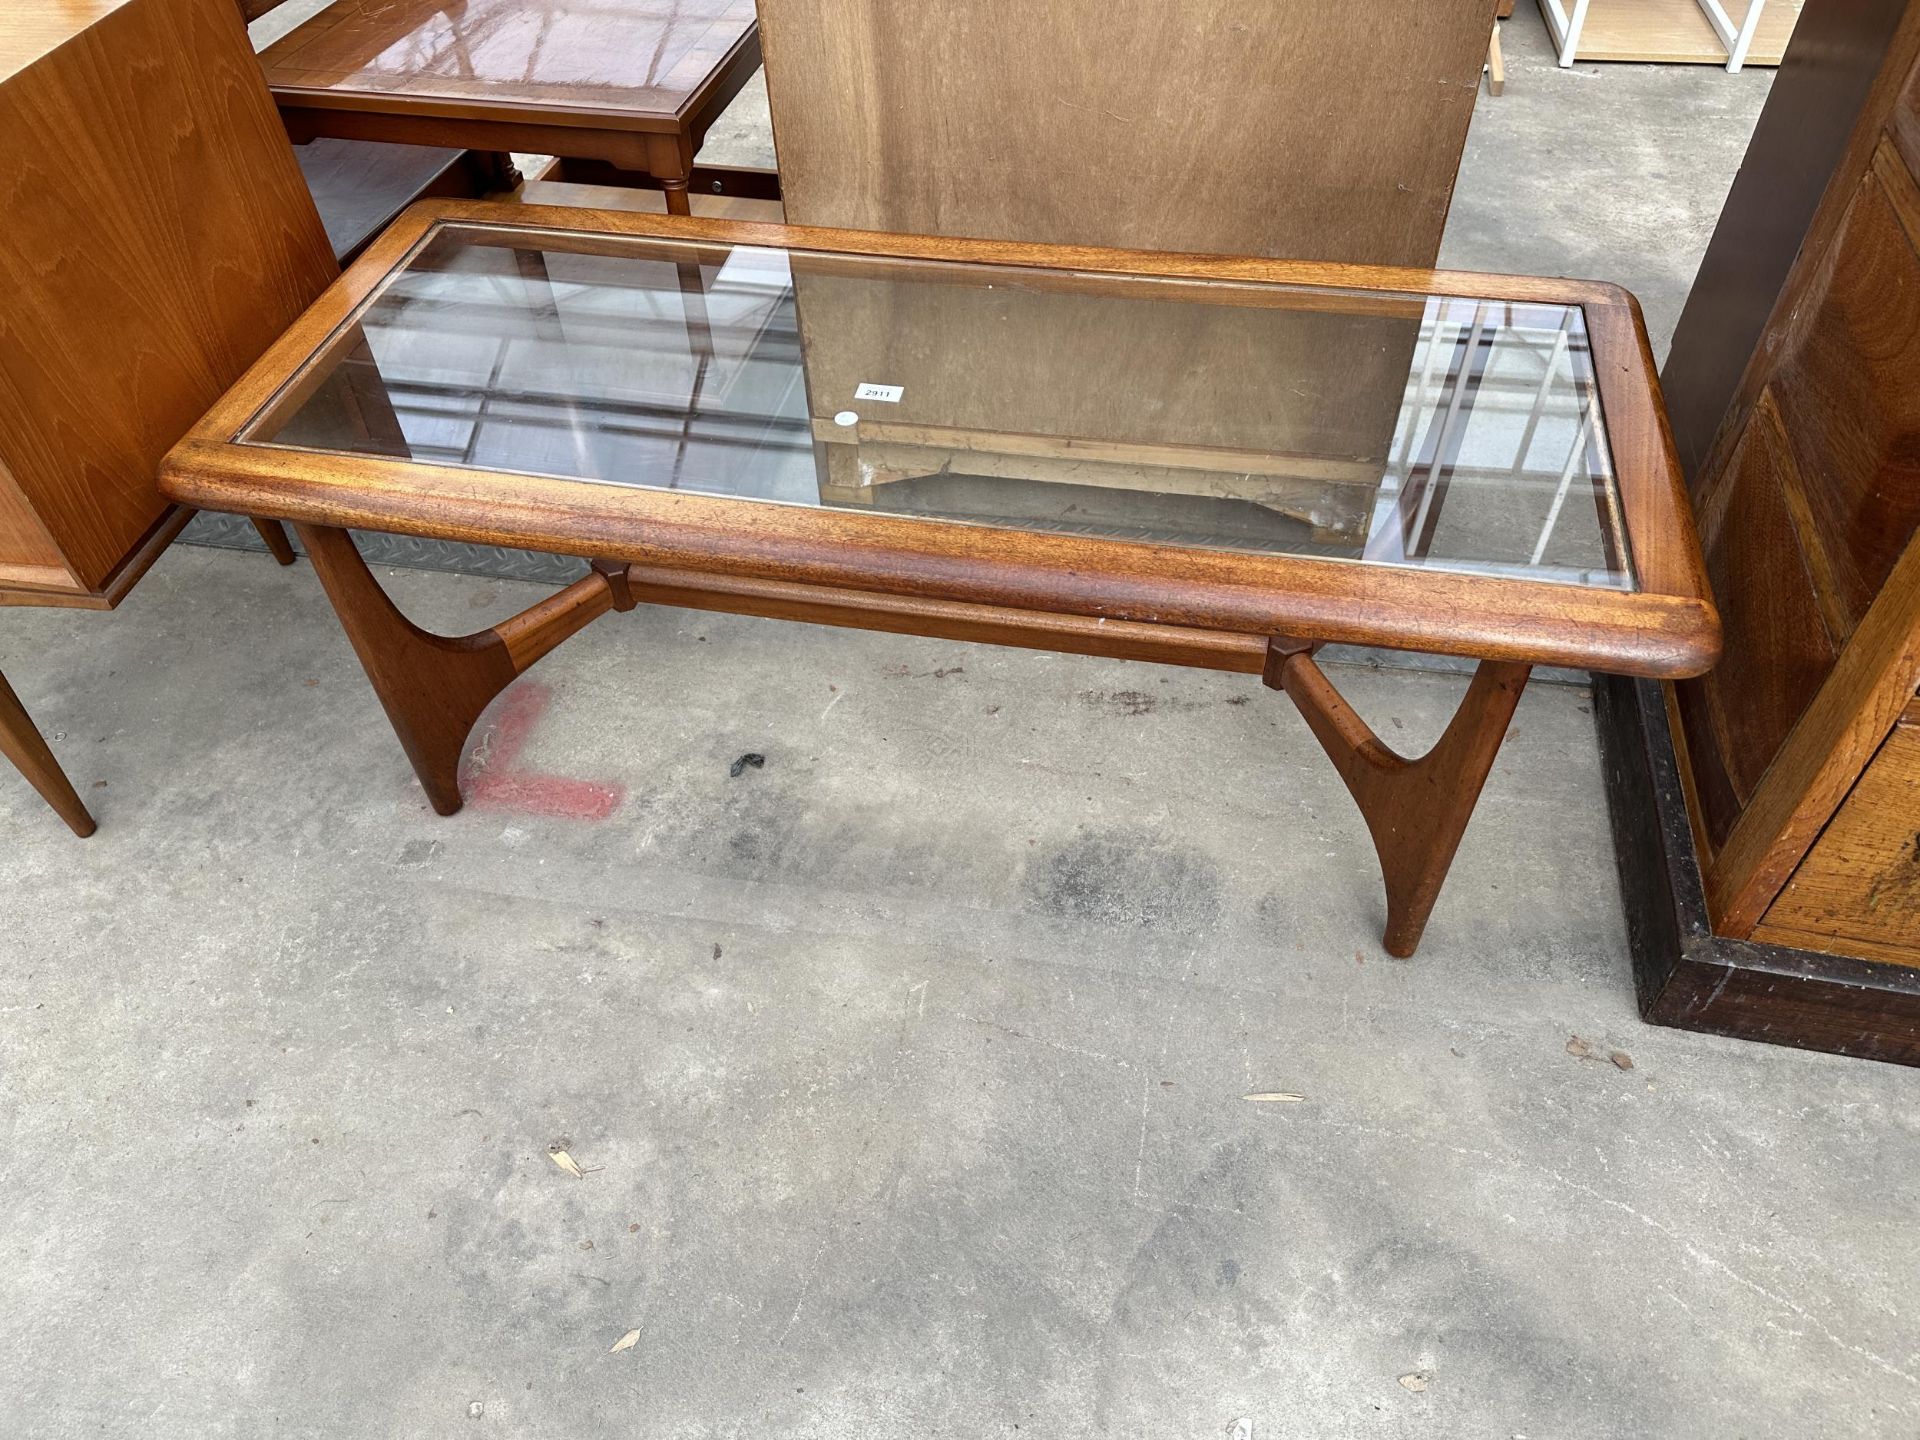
[259,1,762,212]
[161,201,1720,956]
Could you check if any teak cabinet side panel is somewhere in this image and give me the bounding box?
[0,0,335,594]
[0,457,65,575]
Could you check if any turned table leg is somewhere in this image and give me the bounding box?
[1265,641,1530,957]
[473,151,525,194]
[0,669,95,837]
[295,524,621,815]
[643,133,697,216]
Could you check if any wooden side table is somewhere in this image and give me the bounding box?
[255,0,762,212]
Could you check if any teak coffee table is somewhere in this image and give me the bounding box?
[256,0,760,208]
[159,201,1719,956]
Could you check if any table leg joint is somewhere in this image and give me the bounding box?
[295,524,618,815]
[591,558,639,612]
[1264,639,1530,956]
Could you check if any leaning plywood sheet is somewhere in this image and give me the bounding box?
[757,1,1495,536]
[791,264,1428,541]
[756,0,1498,267]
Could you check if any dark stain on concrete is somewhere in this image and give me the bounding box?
[1077,689,1244,717]
[396,838,443,867]
[1026,828,1223,928]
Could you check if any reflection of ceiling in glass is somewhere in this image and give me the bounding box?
[244,225,1634,593]
[263,0,754,109]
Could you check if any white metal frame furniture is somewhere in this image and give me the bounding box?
[1539,0,1772,72]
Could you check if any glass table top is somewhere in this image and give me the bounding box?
[259,0,756,115]
[241,223,1635,592]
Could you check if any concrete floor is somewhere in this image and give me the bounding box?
[7,8,1920,1438]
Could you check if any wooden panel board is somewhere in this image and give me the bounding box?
[0,457,63,575]
[0,3,136,84]
[1671,389,1837,846]
[1677,134,1920,926]
[0,0,336,593]
[1557,0,1805,65]
[757,0,1497,267]
[1705,525,1920,932]
[1767,146,1920,639]
[1756,697,1920,964]
[756,1,1491,540]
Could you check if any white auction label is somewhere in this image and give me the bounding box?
[853,382,904,403]
[832,410,859,427]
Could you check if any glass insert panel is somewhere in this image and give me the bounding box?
[242,223,1634,590]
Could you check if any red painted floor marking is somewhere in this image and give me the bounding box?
[459,681,625,821]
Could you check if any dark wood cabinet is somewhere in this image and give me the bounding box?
[1661,1,1920,966]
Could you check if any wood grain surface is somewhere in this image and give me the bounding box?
[1666,25,1920,939]
[1702,529,1920,932]
[0,0,335,599]
[1665,0,1920,483]
[1672,391,1838,846]
[1756,695,1920,964]
[757,0,1496,267]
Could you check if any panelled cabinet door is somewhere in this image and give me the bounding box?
[1673,392,1839,850]
[1756,697,1920,962]
[1766,143,1920,638]
[1672,114,1920,936]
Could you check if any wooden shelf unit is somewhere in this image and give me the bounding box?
[1539,0,1804,70]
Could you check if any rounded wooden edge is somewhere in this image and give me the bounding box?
[393,197,1637,309]
[159,443,1723,680]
